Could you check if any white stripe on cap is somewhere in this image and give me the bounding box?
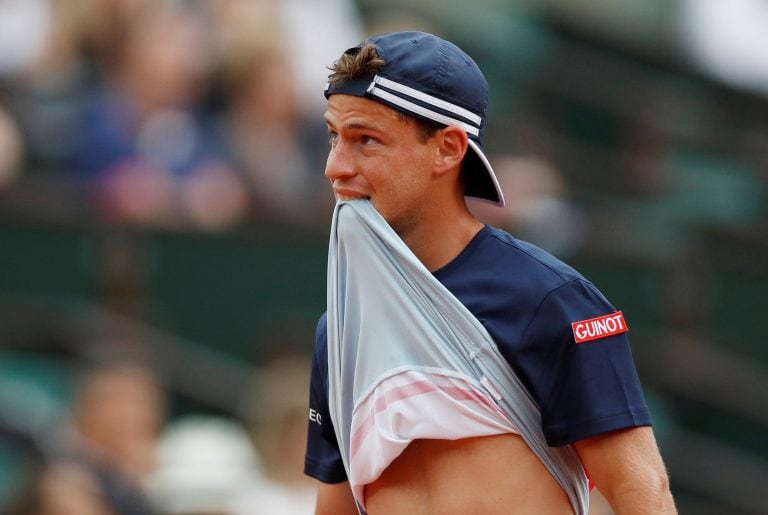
[372,75,482,126]
[369,85,481,137]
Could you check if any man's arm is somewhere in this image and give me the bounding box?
[574,426,676,514]
[315,480,358,515]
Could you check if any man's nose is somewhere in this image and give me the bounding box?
[325,142,356,182]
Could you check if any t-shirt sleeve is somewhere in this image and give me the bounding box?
[519,279,652,446]
[304,313,348,483]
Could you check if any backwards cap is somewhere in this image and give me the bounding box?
[324,31,504,207]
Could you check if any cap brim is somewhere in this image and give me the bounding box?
[464,139,505,207]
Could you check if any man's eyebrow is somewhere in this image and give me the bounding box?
[345,121,382,131]
[325,120,385,134]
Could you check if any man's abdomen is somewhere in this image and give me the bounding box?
[364,434,573,515]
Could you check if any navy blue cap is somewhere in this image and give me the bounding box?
[325,31,504,207]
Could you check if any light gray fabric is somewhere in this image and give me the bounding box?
[326,200,589,514]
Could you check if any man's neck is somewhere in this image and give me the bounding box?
[401,208,484,272]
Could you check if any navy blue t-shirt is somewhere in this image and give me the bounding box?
[305,225,651,483]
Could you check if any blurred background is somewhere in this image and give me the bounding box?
[0,0,766,513]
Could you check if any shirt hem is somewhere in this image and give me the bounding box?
[545,410,652,447]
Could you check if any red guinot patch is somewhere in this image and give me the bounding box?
[571,311,628,344]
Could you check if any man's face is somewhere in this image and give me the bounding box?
[324,94,438,235]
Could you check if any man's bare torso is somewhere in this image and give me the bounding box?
[364,434,573,515]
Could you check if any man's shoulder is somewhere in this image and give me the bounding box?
[489,227,581,276]
[461,225,585,293]
[436,226,593,331]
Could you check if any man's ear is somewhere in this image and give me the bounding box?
[434,126,468,175]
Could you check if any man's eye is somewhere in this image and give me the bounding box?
[361,135,377,145]
[328,133,338,147]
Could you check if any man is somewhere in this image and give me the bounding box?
[305,31,676,514]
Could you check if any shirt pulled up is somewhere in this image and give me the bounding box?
[326,200,589,514]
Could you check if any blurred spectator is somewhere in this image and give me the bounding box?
[145,415,263,515]
[74,2,213,176]
[208,0,361,225]
[74,2,247,230]
[62,360,165,514]
[208,0,364,119]
[5,357,164,515]
[217,36,330,224]
[468,154,587,256]
[230,355,316,515]
[70,362,164,481]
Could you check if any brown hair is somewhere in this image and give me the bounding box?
[328,43,384,85]
[328,43,441,142]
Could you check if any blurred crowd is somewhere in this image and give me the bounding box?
[1,346,316,515]
[0,0,367,231]
[2,0,763,249]
[0,0,640,255]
